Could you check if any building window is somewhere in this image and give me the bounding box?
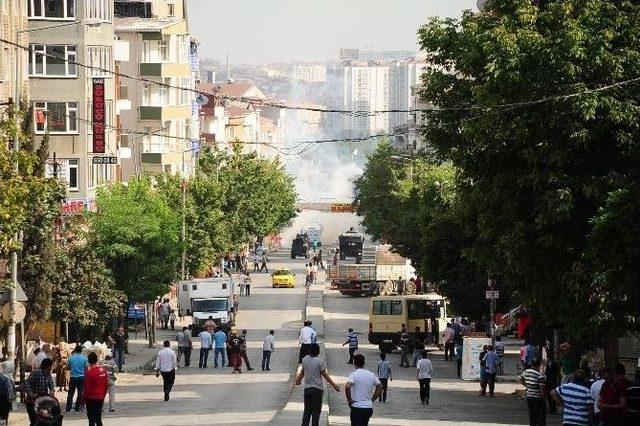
[45,158,78,190]
[29,44,76,77]
[167,3,175,17]
[34,101,78,133]
[158,41,168,61]
[86,45,113,77]
[86,0,111,22]
[28,0,75,19]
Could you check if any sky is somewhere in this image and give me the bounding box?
[187,0,478,64]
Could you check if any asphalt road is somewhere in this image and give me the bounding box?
[58,250,310,425]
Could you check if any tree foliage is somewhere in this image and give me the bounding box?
[91,177,181,302]
[415,0,640,344]
[156,146,298,278]
[355,142,496,319]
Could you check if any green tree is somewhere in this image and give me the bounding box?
[417,0,640,344]
[91,177,181,302]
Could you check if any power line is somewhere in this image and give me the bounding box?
[3,36,640,116]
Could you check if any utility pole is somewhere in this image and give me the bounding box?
[180,150,187,280]
[488,277,496,346]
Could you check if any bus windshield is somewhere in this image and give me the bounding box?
[407,300,437,320]
[192,299,228,313]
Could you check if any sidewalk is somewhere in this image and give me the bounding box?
[270,277,328,425]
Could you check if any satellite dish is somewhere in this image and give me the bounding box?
[196,94,209,106]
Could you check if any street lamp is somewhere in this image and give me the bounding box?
[6,16,104,364]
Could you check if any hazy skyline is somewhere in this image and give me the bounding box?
[188,0,478,64]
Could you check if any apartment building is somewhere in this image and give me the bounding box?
[326,61,390,138]
[389,58,427,129]
[115,0,195,178]
[27,0,118,206]
[0,0,29,107]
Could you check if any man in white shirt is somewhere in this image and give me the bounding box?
[198,329,213,368]
[262,330,276,371]
[155,341,177,401]
[416,350,433,404]
[299,321,317,363]
[345,354,382,426]
[589,368,608,423]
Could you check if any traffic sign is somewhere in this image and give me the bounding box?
[485,290,499,299]
[92,156,118,164]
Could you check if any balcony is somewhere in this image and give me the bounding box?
[139,105,190,121]
[139,63,190,77]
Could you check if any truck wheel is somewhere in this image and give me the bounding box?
[291,254,295,259]
[356,256,362,264]
[339,253,345,260]
[379,344,395,353]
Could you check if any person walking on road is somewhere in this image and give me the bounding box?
[317,249,324,270]
[66,345,88,412]
[160,300,170,329]
[519,357,547,426]
[176,326,193,367]
[345,354,383,426]
[442,323,454,362]
[228,332,243,373]
[213,327,228,368]
[155,341,177,401]
[109,326,128,373]
[481,345,499,397]
[239,329,254,371]
[343,328,359,364]
[259,253,269,273]
[253,253,260,272]
[83,352,108,426]
[24,358,54,425]
[295,343,341,426]
[262,330,275,371]
[299,321,317,363]
[376,352,392,402]
[198,328,212,368]
[240,278,246,296]
[99,355,117,412]
[416,350,433,404]
[551,368,594,426]
[412,328,425,368]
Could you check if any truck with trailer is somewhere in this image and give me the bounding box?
[328,245,414,296]
[178,278,236,335]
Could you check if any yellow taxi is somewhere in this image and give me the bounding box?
[272,268,295,288]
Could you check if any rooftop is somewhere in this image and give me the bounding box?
[114,17,183,32]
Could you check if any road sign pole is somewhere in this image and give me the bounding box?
[488,278,496,346]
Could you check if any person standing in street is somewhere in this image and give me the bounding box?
[228,332,243,373]
[66,345,88,412]
[317,249,324,270]
[454,341,464,379]
[416,350,433,404]
[442,323,455,361]
[239,329,254,371]
[299,321,317,363]
[213,327,227,368]
[479,344,488,395]
[598,365,628,426]
[24,358,54,425]
[169,310,176,330]
[412,328,425,368]
[160,300,170,329]
[399,330,411,368]
[345,354,382,426]
[244,274,252,297]
[109,326,128,373]
[262,330,275,371]
[482,345,499,397]
[253,253,260,272]
[551,368,594,426]
[495,335,505,374]
[155,341,177,401]
[520,357,547,426]
[198,328,212,368]
[0,364,15,425]
[295,343,341,426]
[343,328,359,364]
[376,352,391,402]
[176,326,193,367]
[83,352,108,426]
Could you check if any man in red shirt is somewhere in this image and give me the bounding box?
[83,352,108,426]
[598,363,628,426]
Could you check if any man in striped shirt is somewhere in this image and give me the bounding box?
[342,328,359,364]
[519,358,547,426]
[551,368,594,425]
